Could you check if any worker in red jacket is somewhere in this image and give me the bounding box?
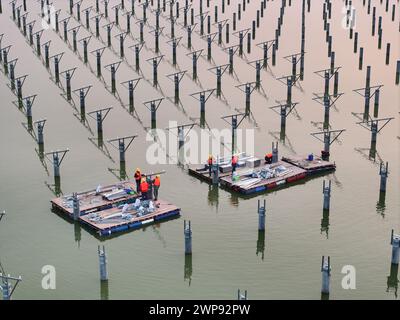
[140,178,149,200]
[152,175,161,201]
[207,155,214,176]
[231,155,238,174]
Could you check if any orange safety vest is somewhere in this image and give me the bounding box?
[153,177,160,187]
[134,171,141,181]
[140,181,149,193]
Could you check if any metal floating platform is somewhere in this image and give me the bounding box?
[219,160,307,195]
[80,199,181,237]
[190,155,336,195]
[51,181,139,217]
[281,155,336,175]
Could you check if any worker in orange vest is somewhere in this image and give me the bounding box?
[140,178,149,200]
[207,155,214,176]
[231,155,238,174]
[134,168,142,192]
[152,175,161,201]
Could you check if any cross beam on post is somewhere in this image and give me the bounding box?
[78,36,92,63]
[13,74,28,108]
[87,107,113,159]
[224,44,240,75]
[196,11,209,36]
[232,28,251,56]
[184,23,197,49]
[357,117,394,145]
[236,82,258,116]
[166,70,186,104]
[270,101,299,130]
[45,149,69,195]
[221,113,247,155]
[72,85,92,121]
[283,52,305,85]
[256,40,276,69]
[186,49,202,80]
[90,46,106,77]
[353,84,384,119]
[203,31,218,59]
[41,40,51,68]
[107,135,138,180]
[146,55,164,87]
[32,30,44,55]
[166,36,182,65]
[60,17,71,42]
[143,98,164,129]
[87,107,112,135]
[214,19,229,45]
[114,32,128,58]
[1,45,12,75]
[311,129,346,160]
[190,88,215,127]
[149,27,164,53]
[91,13,104,37]
[248,58,267,92]
[129,42,144,72]
[104,61,122,94]
[208,64,230,98]
[6,58,18,91]
[135,20,145,43]
[314,67,342,99]
[82,6,93,28]
[312,92,344,128]
[60,67,77,102]
[166,123,197,151]
[21,94,37,130]
[121,78,141,114]
[103,22,115,47]
[49,52,65,83]
[0,273,22,300]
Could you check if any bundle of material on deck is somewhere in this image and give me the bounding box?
[51,182,139,216]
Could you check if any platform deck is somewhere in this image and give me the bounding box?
[80,200,181,236]
[219,161,307,194]
[188,164,232,183]
[281,155,336,174]
[51,182,139,216]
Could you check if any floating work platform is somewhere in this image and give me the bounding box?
[219,161,307,195]
[190,154,336,195]
[281,155,336,175]
[51,181,139,217]
[188,153,256,183]
[80,199,181,236]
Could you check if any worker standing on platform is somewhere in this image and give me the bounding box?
[208,155,214,176]
[134,168,142,193]
[153,175,161,201]
[232,155,238,174]
[140,178,149,200]
[147,176,153,200]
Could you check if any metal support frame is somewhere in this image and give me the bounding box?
[166,70,186,104]
[208,64,230,98]
[221,112,246,155]
[104,61,122,93]
[143,98,164,128]
[121,78,141,113]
